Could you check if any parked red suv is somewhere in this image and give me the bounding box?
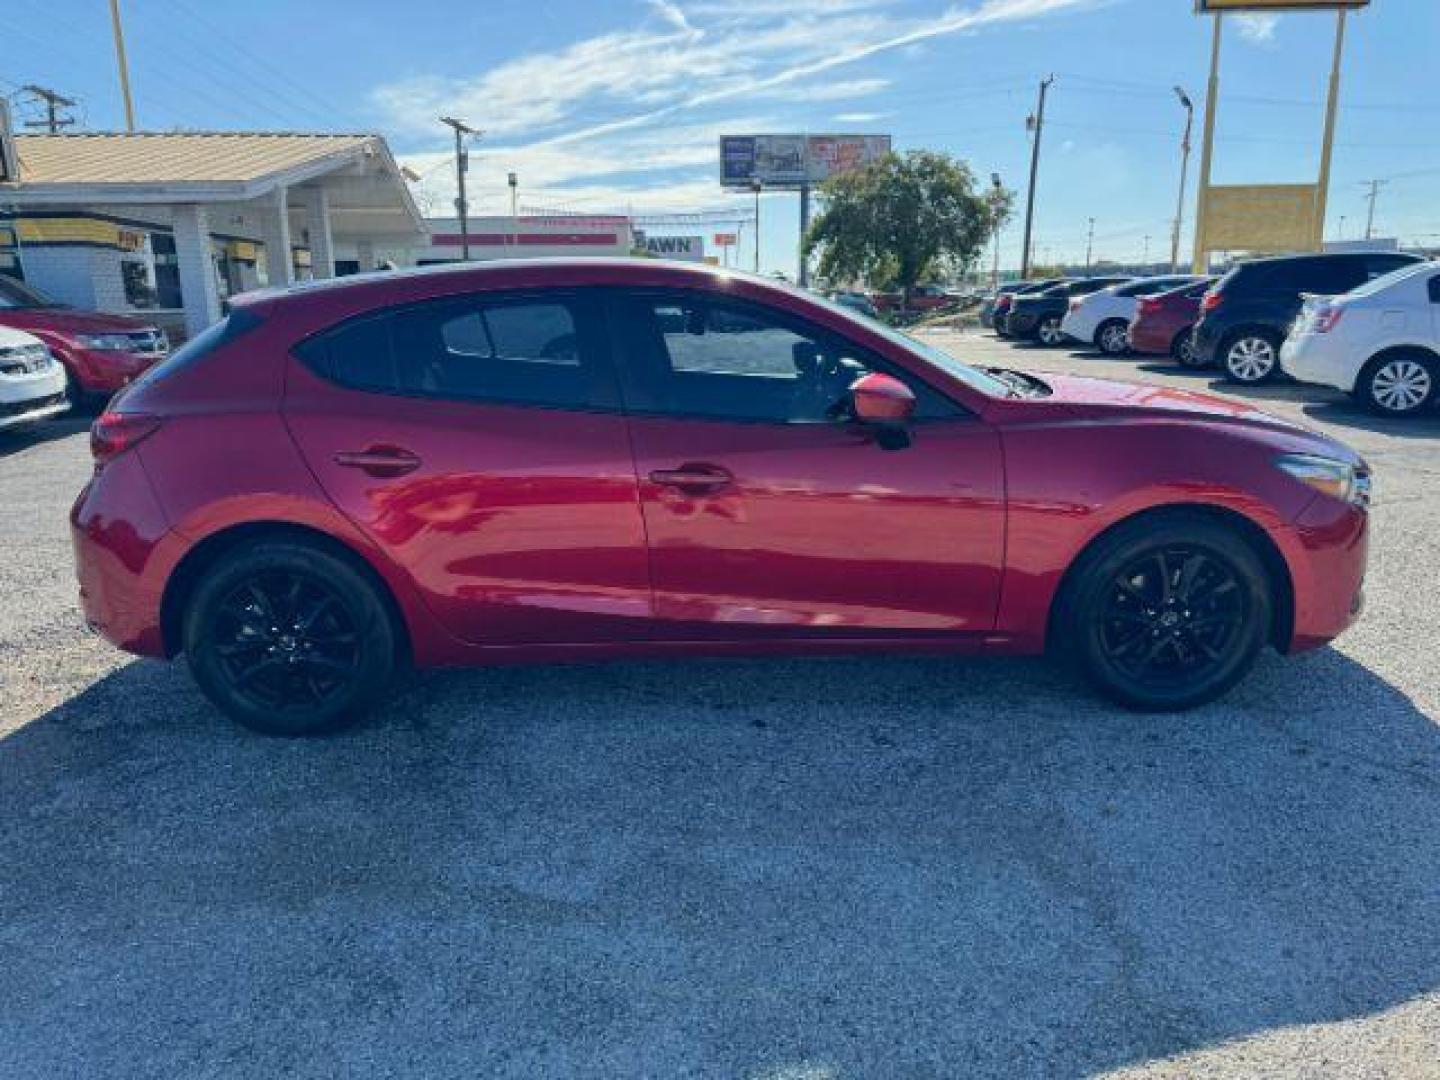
[1129,278,1214,367]
[73,260,1371,734]
[0,276,169,406]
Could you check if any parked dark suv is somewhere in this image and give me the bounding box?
[1005,277,1132,346]
[1193,251,1423,384]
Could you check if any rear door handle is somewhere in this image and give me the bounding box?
[333,446,422,478]
[648,463,733,493]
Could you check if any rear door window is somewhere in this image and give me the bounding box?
[299,291,618,410]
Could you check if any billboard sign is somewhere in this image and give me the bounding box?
[1199,183,1320,253]
[713,232,737,247]
[643,234,705,261]
[720,134,891,190]
[1195,1,1367,10]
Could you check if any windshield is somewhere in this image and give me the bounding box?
[1344,259,1437,300]
[803,287,1012,397]
[0,276,61,310]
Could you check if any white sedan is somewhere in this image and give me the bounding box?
[1061,275,1204,355]
[0,326,69,431]
[1281,259,1440,417]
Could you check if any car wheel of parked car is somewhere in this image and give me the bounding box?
[1057,513,1271,711]
[1095,319,1131,357]
[1172,328,1203,368]
[1357,351,1437,417]
[1037,316,1066,346]
[183,539,399,736]
[1221,331,1281,384]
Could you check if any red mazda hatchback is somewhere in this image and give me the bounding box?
[72,259,1370,734]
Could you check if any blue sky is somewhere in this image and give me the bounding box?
[5,0,1437,274]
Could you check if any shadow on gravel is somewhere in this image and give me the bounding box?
[2,648,1437,1077]
[0,417,90,458]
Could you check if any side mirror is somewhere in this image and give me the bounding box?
[848,373,916,450]
[849,372,916,425]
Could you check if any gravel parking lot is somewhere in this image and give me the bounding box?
[2,332,1438,1078]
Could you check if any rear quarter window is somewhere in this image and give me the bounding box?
[128,307,263,390]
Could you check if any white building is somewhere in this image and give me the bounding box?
[0,131,426,340]
[412,215,634,264]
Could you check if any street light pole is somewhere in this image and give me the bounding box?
[1020,75,1053,280]
[508,171,519,251]
[1170,85,1194,274]
[751,179,763,274]
[440,116,479,261]
[989,172,1003,291]
[1084,217,1095,271]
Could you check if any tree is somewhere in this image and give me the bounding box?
[804,150,1008,313]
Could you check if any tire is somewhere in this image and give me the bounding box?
[1036,315,1066,347]
[1356,350,1437,417]
[1055,513,1273,711]
[183,539,398,735]
[1095,319,1131,357]
[1171,327,1203,368]
[1220,330,1282,384]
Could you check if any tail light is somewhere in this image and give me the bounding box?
[90,411,161,469]
[1068,299,1082,313]
[1312,305,1345,333]
[1200,291,1223,313]
[1137,298,1160,315]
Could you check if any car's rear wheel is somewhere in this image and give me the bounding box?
[1037,315,1066,346]
[1057,514,1272,711]
[1095,319,1130,356]
[183,540,398,735]
[1357,351,1437,417]
[1171,327,1202,368]
[1221,330,1281,384]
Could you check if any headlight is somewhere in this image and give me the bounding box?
[1276,453,1370,508]
[76,333,137,351]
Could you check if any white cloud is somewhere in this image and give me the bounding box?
[1233,13,1279,44]
[377,0,1109,214]
[833,111,892,123]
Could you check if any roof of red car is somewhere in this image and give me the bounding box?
[233,257,765,312]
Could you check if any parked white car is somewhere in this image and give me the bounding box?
[0,326,69,431]
[1060,275,1204,355]
[1281,260,1440,417]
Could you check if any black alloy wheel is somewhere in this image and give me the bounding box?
[185,540,397,735]
[1059,514,1271,710]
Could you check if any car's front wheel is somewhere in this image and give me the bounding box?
[1220,330,1282,384]
[183,539,399,735]
[1095,319,1130,356]
[1036,315,1066,346]
[1357,351,1436,417]
[1057,514,1272,711]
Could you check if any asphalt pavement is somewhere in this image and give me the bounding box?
[1,333,1437,1078]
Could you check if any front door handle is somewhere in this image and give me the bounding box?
[648,463,733,494]
[333,445,422,478]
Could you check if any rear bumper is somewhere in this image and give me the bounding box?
[1060,311,1098,343]
[1007,310,1041,336]
[1129,319,1179,356]
[70,453,176,657]
[1279,333,1357,392]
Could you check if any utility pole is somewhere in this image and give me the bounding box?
[439,117,479,261]
[751,179,763,274]
[20,85,77,134]
[1084,217,1095,271]
[1362,178,1387,240]
[107,0,137,131]
[1019,75,1053,280]
[1170,85,1194,274]
[1142,234,1151,267]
